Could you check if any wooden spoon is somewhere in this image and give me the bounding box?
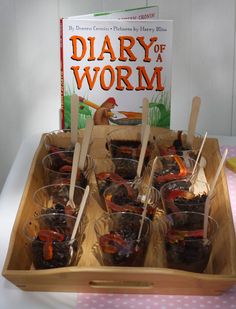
[66,142,80,210]
[70,94,79,146]
[136,125,150,178]
[189,132,208,193]
[68,184,90,263]
[191,131,208,177]
[71,185,90,240]
[78,118,94,170]
[186,96,201,148]
[137,156,157,242]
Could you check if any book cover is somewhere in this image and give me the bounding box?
[60,17,173,128]
[68,5,159,20]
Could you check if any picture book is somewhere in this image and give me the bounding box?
[68,5,159,20]
[60,8,173,128]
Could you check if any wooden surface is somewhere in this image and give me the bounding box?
[2,126,236,295]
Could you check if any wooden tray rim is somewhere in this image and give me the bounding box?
[2,128,236,292]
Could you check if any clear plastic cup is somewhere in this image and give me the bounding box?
[33,183,87,218]
[155,129,203,159]
[103,181,161,220]
[106,126,156,165]
[143,155,198,190]
[43,129,82,153]
[160,178,214,214]
[94,157,140,200]
[23,213,85,269]
[165,211,219,273]
[94,212,151,266]
[42,150,94,187]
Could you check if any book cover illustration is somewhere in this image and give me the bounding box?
[60,18,173,128]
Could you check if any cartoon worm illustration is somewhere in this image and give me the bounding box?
[93,97,117,125]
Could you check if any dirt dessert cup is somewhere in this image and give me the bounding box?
[94,212,151,266]
[42,150,94,188]
[165,211,219,273]
[155,129,203,159]
[160,178,214,214]
[106,126,156,165]
[23,213,85,269]
[32,184,88,229]
[43,129,82,153]
[111,157,139,181]
[103,181,161,220]
[143,155,198,191]
[94,157,140,195]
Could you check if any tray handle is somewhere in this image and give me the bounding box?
[89,280,153,290]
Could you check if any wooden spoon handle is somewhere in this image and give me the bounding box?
[79,118,94,170]
[71,185,90,240]
[191,131,208,176]
[137,125,150,178]
[186,96,201,147]
[69,142,80,202]
[137,156,157,242]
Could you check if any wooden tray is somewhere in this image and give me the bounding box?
[2,126,236,295]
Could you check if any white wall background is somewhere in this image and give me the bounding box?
[0,0,236,192]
